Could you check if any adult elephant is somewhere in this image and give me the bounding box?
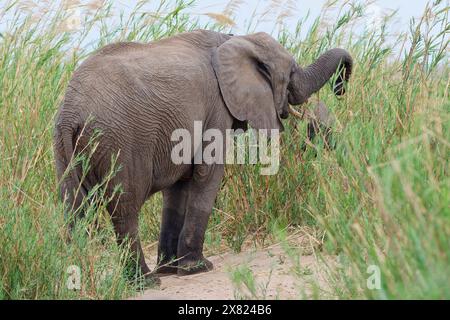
[54,30,352,283]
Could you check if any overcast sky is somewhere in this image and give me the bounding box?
[0,0,443,43]
[187,0,433,32]
[104,0,443,48]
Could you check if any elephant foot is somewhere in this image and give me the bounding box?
[124,261,161,288]
[126,271,161,289]
[142,272,161,287]
[154,264,179,277]
[177,257,213,276]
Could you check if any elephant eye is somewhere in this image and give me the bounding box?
[257,61,271,80]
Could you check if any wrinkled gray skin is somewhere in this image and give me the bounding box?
[54,30,352,282]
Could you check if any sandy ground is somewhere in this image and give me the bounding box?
[132,234,331,300]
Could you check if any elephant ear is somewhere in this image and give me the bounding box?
[212,33,293,133]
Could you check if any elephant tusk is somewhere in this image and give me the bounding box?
[288,104,307,120]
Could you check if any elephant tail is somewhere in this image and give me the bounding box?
[55,121,89,222]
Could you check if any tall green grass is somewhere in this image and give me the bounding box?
[0,0,448,299]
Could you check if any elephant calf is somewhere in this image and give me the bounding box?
[298,101,336,150]
[53,30,352,283]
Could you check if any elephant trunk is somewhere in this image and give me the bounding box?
[288,48,353,105]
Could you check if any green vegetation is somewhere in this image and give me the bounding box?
[0,0,448,299]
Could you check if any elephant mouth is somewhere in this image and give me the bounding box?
[279,96,292,119]
[280,109,289,119]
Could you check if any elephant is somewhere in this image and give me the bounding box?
[290,101,336,151]
[307,101,336,150]
[53,29,352,283]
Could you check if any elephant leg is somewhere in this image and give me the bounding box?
[156,180,189,274]
[108,199,160,286]
[177,164,224,276]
